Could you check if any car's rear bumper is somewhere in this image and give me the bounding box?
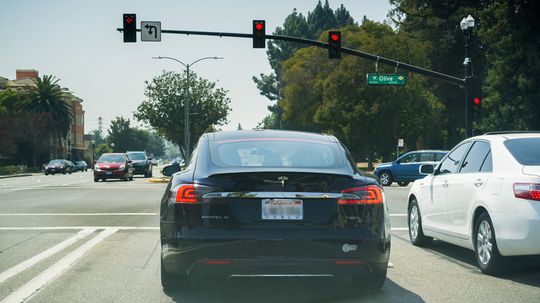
[160,226,390,280]
[492,208,540,256]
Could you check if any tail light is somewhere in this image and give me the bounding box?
[338,185,384,205]
[514,183,540,201]
[175,184,197,203]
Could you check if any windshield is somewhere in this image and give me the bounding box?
[127,152,146,160]
[209,139,341,168]
[98,155,125,163]
[504,137,540,165]
[48,160,63,165]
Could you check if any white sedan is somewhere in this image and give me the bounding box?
[407,132,540,274]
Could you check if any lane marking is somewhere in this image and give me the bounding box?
[0,226,159,231]
[391,227,408,231]
[0,228,96,284]
[0,213,157,216]
[389,214,407,217]
[1,228,118,303]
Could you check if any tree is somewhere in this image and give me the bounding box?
[135,70,231,154]
[280,22,445,166]
[237,123,243,130]
[107,116,133,152]
[253,2,355,128]
[91,129,105,145]
[24,75,73,142]
[95,143,112,157]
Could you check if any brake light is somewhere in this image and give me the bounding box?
[175,184,197,203]
[514,183,540,201]
[199,259,232,265]
[338,185,383,205]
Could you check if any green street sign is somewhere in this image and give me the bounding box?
[366,73,407,85]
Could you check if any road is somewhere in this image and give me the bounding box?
[0,170,539,302]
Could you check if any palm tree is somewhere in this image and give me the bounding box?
[24,75,73,157]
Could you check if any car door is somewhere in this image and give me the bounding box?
[421,142,473,232]
[446,141,492,239]
[396,152,420,181]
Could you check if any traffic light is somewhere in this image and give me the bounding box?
[472,96,482,120]
[123,14,137,43]
[328,31,341,59]
[253,20,265,48]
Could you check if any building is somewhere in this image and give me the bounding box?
[1,69,86,161]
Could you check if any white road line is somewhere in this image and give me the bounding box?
[0,226,159,231]
[0,213,157,216]
[1,228,118,303]
[389,214,407,217]
[0,228,96,284]
[391,227,408,231]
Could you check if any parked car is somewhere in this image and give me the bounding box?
[44,159,74,175]
[93,153,133,182]
[374,150,448,186]
[160,130,390,293]
[126,151,153,177]
[73,160,88,172]
[407,131,540,274]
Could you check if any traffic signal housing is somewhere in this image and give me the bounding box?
[123,14,137,43]
[253,20,265,48]
[472,97,482,119]
[328,31,341,59]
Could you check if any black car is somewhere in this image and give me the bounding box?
[126,151,153,177]
[73,160,88,172]
[44,159,74,175]
[160,130,391,294]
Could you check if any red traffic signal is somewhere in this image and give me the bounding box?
[473,97,481,106]
[328,31,341,59]
[123,14,137,43]
[253,20,265,48]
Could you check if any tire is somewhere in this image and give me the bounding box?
[129,175,134,181]
[474,212,504,275]
[408,198,433,247]
[349,266,387,295]
[379,171,393,186]
[62,169,66,175]
[94,178,99,182]
[161,258,188,291]
[45,173,49,176]
[398,181,409,187]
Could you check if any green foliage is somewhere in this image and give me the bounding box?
[134,70,231,152]
[95,143,112,157]
[106,116,165,156]
[91,129,105,145]
[0,165,22,175]
[281,22,445,160]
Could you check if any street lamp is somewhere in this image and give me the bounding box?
[152,56,223,161]
[461,15,475,137]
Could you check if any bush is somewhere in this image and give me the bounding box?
[0,165,23,175]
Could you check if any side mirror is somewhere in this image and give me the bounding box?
[93,160,97,164]
[419,164,434,175]
[162,163,181,177]
[127,160,133,164]
[148,157,153,160]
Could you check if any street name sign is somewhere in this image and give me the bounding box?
[141,21,161,42]
[366,73,407,85]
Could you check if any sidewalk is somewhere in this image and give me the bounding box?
[0,173,33,179]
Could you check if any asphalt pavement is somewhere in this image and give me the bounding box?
[0,171,539,302]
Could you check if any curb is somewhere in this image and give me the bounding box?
[148,177,170,184]
[0,173,33,179]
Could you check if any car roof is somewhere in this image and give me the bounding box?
[207,129,339,143]
[471,132,540,142]
[405,150,448,153]
[101,153,126,156]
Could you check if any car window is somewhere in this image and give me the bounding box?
[98,155,125,163]
[209,139,341,168]
[438,142,472,175]
[433,153,445,161]
[419,153,432,162]
[460,141,491,173]
[399,153,418,164]
[504,137,540,165]
[127,152,146,160]
[480,151,493,172]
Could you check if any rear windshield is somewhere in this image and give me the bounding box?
[504,138,540,165]
[49,160,63,165]
[209,139,342,168]
[98,155,125,163]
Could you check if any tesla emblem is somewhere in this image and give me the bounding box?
[278,176,288,188]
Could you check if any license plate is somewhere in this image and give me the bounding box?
[50,169,55,172]
[106,171,112,175]
[262,199,303,220]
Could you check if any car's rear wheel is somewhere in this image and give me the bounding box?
[474,212,504,275]
[160,258,188,291]
[398,181,409,186]
[348,266,387,295]
[94,178,99,182]
[379,171,393,186]
[408,199,433,246]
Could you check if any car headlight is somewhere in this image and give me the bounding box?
[119,164,126,170]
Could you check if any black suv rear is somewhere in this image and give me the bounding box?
[126,151,153,177]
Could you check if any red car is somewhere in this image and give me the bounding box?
[93,153,134,182]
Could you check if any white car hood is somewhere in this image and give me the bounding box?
[522,166,540,177]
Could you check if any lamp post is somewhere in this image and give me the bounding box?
[460,15,475,138]
[152,56,223,161]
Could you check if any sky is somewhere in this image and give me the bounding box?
[0,0,392,134]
